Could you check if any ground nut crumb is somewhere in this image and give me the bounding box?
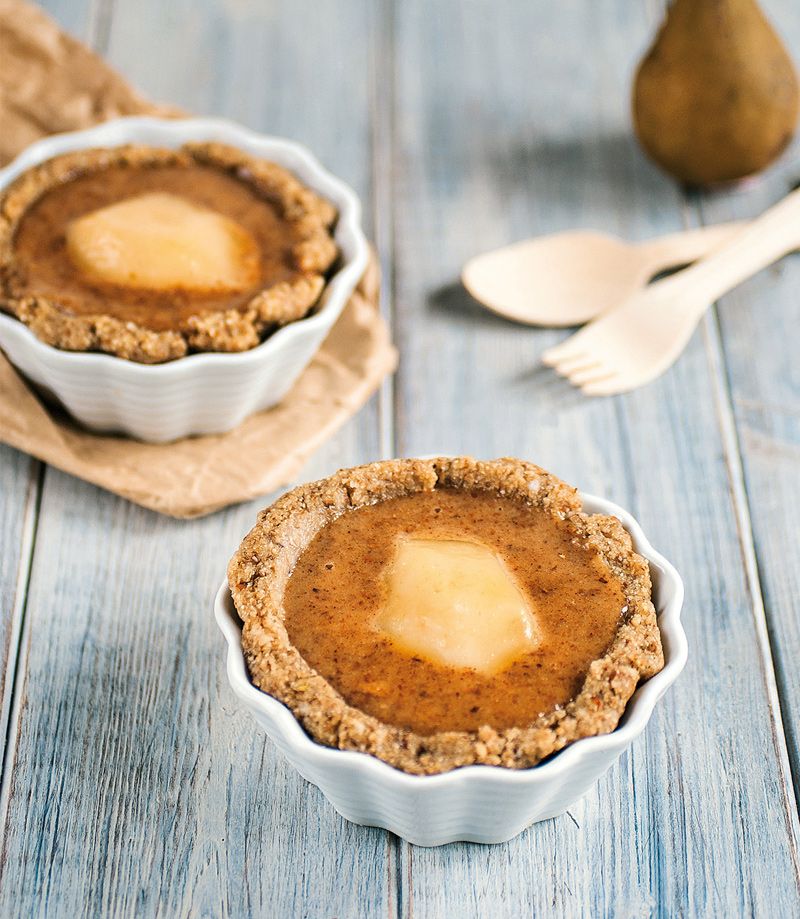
[0,142,338,363]
[230,458,664,775]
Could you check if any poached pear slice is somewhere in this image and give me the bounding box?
[66,192,261,291]
[376,537,542,675]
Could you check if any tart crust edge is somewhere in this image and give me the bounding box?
[229,456,665,776]
[0,142,337,363]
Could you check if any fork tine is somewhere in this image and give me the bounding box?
[581,374,626,396]
[554,354,602,375]
[567,364,612,386]
[541,340,588,367]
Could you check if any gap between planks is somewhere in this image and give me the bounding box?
[0,461,45,847]
[0,0,111,865]
[0,0,407,912]
[645,0,800,893]
[369,3,414,915]
[691,200,800,882]
[371,0,399,463]
[703,304,800,870]
[86,0,116,55]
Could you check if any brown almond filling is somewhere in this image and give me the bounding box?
[10,163,306,332]
[283,488,626,735]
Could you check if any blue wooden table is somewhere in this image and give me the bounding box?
[1,1,800,915]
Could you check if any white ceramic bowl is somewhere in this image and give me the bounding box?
[0,117,369,442]
[215,489,687,847]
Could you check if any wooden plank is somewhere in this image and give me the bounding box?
[0,453,38,773]
[692,0,800,799]
[4,0,800,914]
[32,0,93,40]
[0,1,392,916]
[0,0,88,844]
[390,0,800,915]
[101,0,390,484]
[0,477,393,918]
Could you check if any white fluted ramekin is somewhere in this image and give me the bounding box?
[215,489,687,846]
[0,117,369,442]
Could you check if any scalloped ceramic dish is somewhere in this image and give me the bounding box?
[215,486,686,846]
[0,117,369,442]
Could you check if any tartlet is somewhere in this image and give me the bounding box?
[229,457,664,776]
[0,142,338,363]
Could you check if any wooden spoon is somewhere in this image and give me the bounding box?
[462,222,745,327]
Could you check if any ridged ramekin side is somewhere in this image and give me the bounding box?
[214,488,687,846]
[0,117,369,442]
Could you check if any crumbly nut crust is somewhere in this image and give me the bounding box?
[0,142,337,363]
[229,457,665,775]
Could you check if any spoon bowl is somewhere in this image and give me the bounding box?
[542,190,800,394]
[463,223,744,327]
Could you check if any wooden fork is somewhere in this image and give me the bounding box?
[541,189,800,395]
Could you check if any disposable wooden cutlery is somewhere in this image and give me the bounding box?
[462,222,743,327]
[541,190,800,395]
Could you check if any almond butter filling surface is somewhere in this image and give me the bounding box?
[10,163,303,332]
[232,457,664,774]
[0,143,338,361]
[283,489,627,735]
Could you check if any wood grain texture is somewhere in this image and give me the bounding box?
[390,1,800,915]
[0,452,38,781]
[0,0,94,827]
[693,0,800,803]
[0,475,391,918]
[0,0,799,916]
[0,1,392,917]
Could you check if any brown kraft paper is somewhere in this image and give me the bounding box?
[0,0,397,517]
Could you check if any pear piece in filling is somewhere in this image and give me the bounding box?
[65,191,261,292]
[376,537,542,675]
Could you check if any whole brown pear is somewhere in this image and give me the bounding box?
[633,0,800,186]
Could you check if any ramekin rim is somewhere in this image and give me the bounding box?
[0,115,370,376]
[214,485,688,789]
